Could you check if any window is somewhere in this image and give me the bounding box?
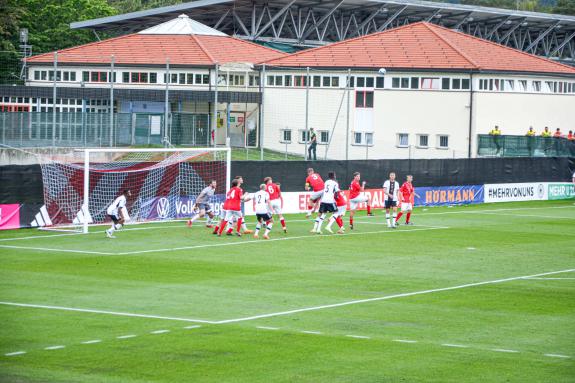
[391,77,400,88]
[376,77,384,88]
[517,80,527,91]
[70,72,76,82]
[150,73,157,83]
[437,135,449,149]
[397,133,409,148]
[122,72,129,83]
[274,75,282,86]
[280,129,292,143]
[299,130,310,143]
[284,75,292,86]
[505,79,514,91]
[462,79,470,89]
[313,76,321,87]
[187,74,194,84]
[82,71,89,82]
[417,134,429,148]
[479,79,487,90]
[357,77,365,87]
[355,91,374,108]
[332,77,339,87]
[401,78,410,89]
[322,76,331,87]
[354,132,362,145]
[249,75,260,86]
[319,130,329,144]
[63,72,69,81]
[34,71,40,80]
[365,132,373,145]
[91,72,107,82]
[442,78,450,90]
[294,75,308,87]
[349,76,355,87]
[178,73,185,84]
[421,78,440,90]
[366,77,374,88]
[410,77,419,89]
[452,78,461,90]
[267,75,274,86]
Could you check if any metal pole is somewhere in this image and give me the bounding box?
[305,67,310,159]
[83,150,90,234]
[260,64,266,160]
[467,72,474,158]
[213,63,219,147]
[109,55,114,147]
[345,69,351,161]
[52,52,57,147]
[164,59,170,146]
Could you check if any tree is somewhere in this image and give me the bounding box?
[554,0,575,15]
[0,0,25,52]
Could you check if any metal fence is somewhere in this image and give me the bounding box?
[477,134,575,157]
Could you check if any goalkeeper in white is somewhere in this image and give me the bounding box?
[106,189,131,238]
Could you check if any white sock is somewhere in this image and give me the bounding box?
[255,223,261,234]
[317,214,326,231]
[264,222,272,235]
[386,214,391,226]
[191,214,200,223]
[242,223,248,231]
[109,224,115,233]
[392,213,397,226]
[326,216,335,230]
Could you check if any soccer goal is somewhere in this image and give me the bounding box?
[38,147,231,233]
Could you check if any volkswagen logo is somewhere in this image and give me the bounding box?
[157,197,170,219]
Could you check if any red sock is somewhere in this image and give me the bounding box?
[396,212,403,222]
[367,205,371,214]
[212,225,219,234]
[280,218,286,229]
[406,212,411,223]
[336,216,343,228]
[217,220,227,235]
[236,217,243,233]
[350,217,354,226]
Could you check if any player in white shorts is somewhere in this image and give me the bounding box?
[252,184,274,239]
[383,172,400,228]
[105,189,131,238]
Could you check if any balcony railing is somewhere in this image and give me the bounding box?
[477,134,575,157]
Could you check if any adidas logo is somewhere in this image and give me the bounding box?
[73,205,93,225]
[30,205,93,227]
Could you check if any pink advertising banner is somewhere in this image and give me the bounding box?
[0,204,21,230]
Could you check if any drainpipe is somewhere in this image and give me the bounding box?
[467,72,474,158]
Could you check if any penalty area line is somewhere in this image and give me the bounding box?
[0,244,114,255]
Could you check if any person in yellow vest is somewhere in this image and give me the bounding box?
[489,125,502,155]
[525,126,536,156]
[526,127,535,136]
[541,126,552,137]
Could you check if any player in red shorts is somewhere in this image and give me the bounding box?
[216,179,247,236]
[348,172,374,230]
[396,175,420,225]
[264,176,287,233]
[305,168,324,217]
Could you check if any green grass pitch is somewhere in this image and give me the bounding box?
[0,200,574,382]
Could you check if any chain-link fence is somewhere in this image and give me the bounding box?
[477,134,575,157]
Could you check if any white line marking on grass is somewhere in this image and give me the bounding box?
[214,268,575,324]
[150,330,170,334]
[116,226,449,256]
[523,277,575,280]
[81,340,101,344]
[441,343,469,348]
[117,334,137,339]
[300,330,322,335]
[467,247,476,250]
[183,325,202,330]
[491,348,519,353]
[0,302,215,324]
[44,345,65,350]
[420,205,575,216]
[473,212,575,220]
[5,351,26,356]
[256,326,279,330]
[393,339,417,344]
[0,244,114,255]
[346,335,370,339]
[544,354,571,359]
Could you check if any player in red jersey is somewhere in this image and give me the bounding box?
[216,179,248,236]
[348,172,374,230]
[325,190,347,234]
[216,176,253,235]
[264,177,287,233]
[396,175,420,225]
[305,168,324,217]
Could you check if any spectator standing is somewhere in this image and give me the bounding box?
[307,128,317,161]
[541,127,552,137]
[526,127,535,136]
[567,130,574,141]
[553,128,563,138]
[526,126,536,156]
[489,125,502,155]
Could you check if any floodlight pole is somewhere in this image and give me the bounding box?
[305,66,310,160]
[260,64,266,160]
[213,63,219,147]
[83,149,90,234]
[164,58,170,147]
[345,68,351,161]
[52,52,57,148]
[109,55,115,147]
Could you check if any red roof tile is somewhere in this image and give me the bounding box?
[27,34,286,66]
[263,22,575,75]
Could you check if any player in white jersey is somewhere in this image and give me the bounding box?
[187,180,217,228]
[106,189,131,238]
[383,172,400,228]
[312,171,339,234]
[252,184,274,239]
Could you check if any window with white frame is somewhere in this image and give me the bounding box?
[319,130,329,144]
[532,80,541,92]
[313,76,321,87]
[397,133,409,148]
[355,91,374,108]
[417,134,429,148]
[354,132,362,145]
[299,129,310,143]
[280,129,292,143]
[452,78,461,90]
[442,78,450,90]
[421,78,440,90]
[517,80,527,92]
[504,79,515,91]
[462,79,470,89]
[437,135,449,149]
[391,77,400,88]
[352,132,374,146]
[365,132,373,145]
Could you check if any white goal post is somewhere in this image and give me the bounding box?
[38,147,231,233]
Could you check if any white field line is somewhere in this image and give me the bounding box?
[441,343,469,348]
[393,339,417,344]
[81,340,101,344]
[473,212,575,220]
[0,301,215,324]
[0,244,114,255]
[491,348,519,353]
[346,335,370,339]
[44,345,65,350]
[183,325,202,330]
[256,326,279,330]
[5,351,26,356]
[213,268,575,324]
[117,334,137,339]
[419,205,575,216]
[544,354,571,359]
[116,226,449,256]
[300,330,322,335]
[1,268,573,326]
[523,277,575,280]
[150,329,170,334]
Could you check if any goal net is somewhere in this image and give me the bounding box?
[38,148,230,233]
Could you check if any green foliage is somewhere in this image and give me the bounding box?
[554,0,575,15]
[0,0,25,52]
